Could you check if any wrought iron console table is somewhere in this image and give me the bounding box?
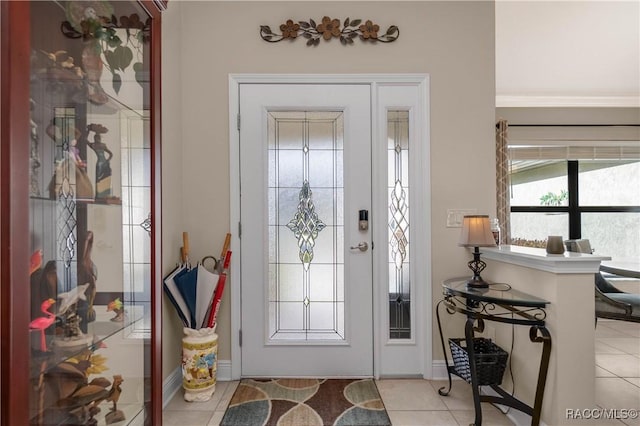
[437,277,552,426]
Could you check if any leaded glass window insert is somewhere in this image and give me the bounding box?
[388,110,411,340]
[268,111,345,341]
[120,110,151,337]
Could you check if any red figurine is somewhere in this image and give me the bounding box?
[30,249,43,275]
[29,298,56,351]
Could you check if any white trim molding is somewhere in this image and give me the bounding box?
[162,367,183,408]
[496,95,640,109]
[163,360,234,408]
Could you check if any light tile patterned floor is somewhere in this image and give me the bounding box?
[163,320,640,426]
[595,320,640,426]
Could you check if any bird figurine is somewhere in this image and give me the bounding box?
[57,283,89,316]
[103,375,123,411]
[102,375,125,424]
[29,298,56,351]
[30,249,43,275]
[80,231,98,322]
[66,374,125,425]
[106,298,124,322]
[57,382,110,424]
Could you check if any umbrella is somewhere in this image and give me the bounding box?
[195,258,219,329]
[174,265,198,329]
[206,249,232,329]
[162,263,189,328]
[164,232,232,330]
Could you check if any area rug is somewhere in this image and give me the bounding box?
[220,378,391,426]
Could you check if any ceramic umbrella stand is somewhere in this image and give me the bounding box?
[181,327,218,402]
[164,232,232,402]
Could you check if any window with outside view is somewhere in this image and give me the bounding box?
[509,159,640,260]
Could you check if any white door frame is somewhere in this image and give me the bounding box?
[228,74,432,380]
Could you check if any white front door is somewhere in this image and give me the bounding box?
[239,84,373,377]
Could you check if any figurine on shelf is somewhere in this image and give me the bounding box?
[79,231,98,323]
[87,123,112,198]
[30,250,45,321]
[58,380,108,426]
[30,249,43,275]
[107,298,125,322]
[102,375,125,424]
[58,374,125,425]
[69,138,87,170]
[46,118,94,200]
[57,283,89,316]
[55,283,94,348]
[33,49,85,99]
[82,41,110,105]
[63,1,114,105]
[29,99,41,197]
[31,260,59,322]
[29,298,56,352]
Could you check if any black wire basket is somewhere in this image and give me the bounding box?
[449,337,508,386]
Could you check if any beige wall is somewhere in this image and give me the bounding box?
[161,2,187,380]
[161,1,496,380]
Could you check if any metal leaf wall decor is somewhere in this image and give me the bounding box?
[260,16,399,46]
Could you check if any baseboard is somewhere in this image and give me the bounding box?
[217,360,233,381]
[162,366,182,409]
[163,360,234,408]
[431,359,455,381]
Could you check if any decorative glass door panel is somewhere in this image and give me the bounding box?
[387,111,411,340]
[240,84,372,377]
[268,111,345,341]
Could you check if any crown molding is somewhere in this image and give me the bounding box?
[496,95,640,108]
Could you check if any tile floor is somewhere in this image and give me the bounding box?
[594,319,640,426]
[163,320,640,426]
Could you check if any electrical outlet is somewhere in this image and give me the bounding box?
[446,209,478,227]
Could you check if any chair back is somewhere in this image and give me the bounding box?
[595,272,623,294]
[565,239,593,254]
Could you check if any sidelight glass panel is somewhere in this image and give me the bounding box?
[387,111,411,340]
[268,111,345,341]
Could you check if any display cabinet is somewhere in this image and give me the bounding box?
[1,1,164,424]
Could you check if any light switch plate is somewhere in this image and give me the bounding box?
[446,209,478,228]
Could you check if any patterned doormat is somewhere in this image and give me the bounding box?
[220,378,391,426]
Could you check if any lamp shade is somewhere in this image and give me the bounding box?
[458,215,497,247]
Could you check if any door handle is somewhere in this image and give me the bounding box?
[350,242,369,252]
